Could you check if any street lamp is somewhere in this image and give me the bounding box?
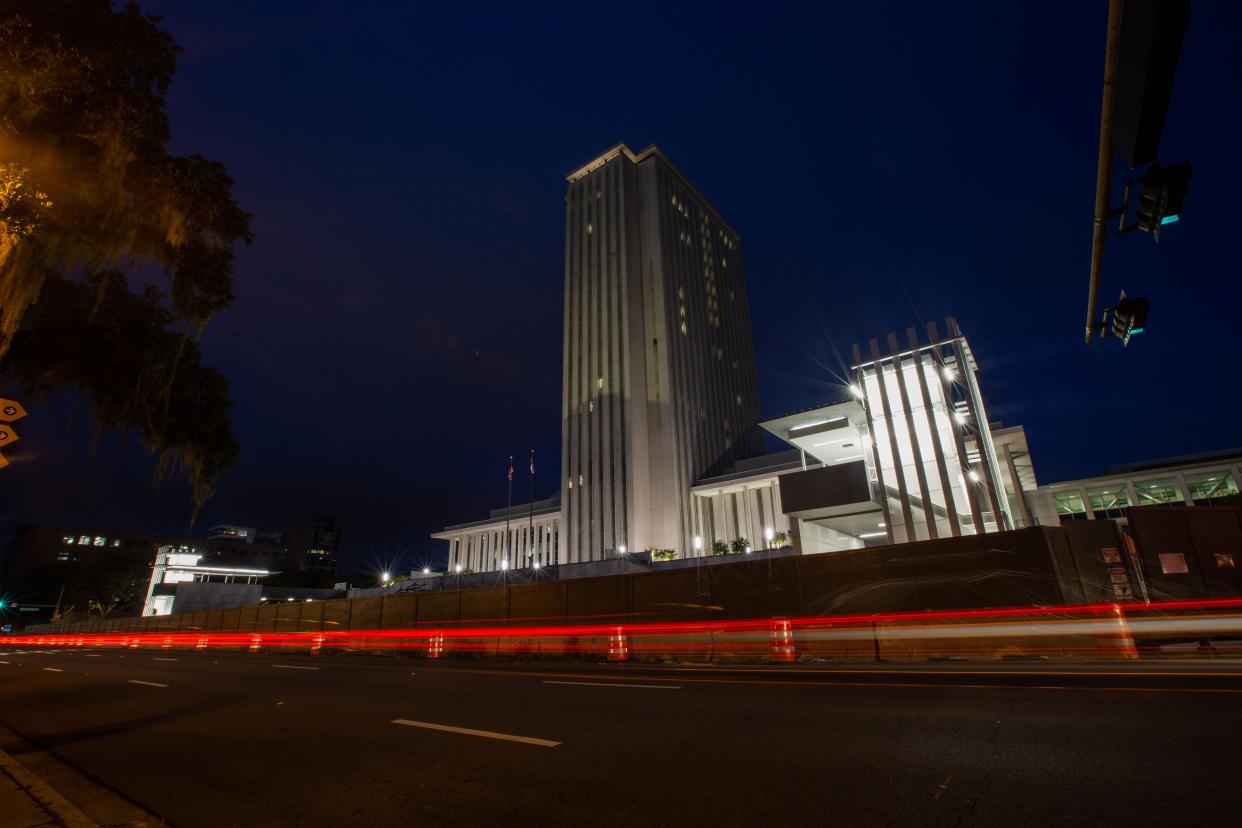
[500,559,510,571]
[454,564,462,574]
[693,536,703,553]
[533,561,541,570]
[381,571,390,584]
[764,527,774,547]
[618,545,627,554]
[422,567,430,574]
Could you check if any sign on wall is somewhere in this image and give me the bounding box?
[1159,553,1190,575]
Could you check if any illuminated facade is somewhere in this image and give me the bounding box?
[560,144,762,562]
[690,320,1035,553]
[142,548,272,616]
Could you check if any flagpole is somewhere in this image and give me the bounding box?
[528,449,535,564]
[505,455,513,566]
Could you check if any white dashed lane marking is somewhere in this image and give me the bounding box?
[542,680,681,690]
[392,719,560,748]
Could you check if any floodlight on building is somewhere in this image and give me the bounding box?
[942,366,956,382]
[455,564,462,573]
[848,384,864,400]
[422,567,430,574]
[287,597,294,602]
[968,470,981,483]
[693,536,703,551]
[533,561,541,570]
[501,559,510,570]
[381,572,390,583]
[764,527,775,543]
[954,411,967,425]
[618,545,627,554]
[745,546,752,554]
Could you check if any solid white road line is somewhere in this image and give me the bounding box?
[391,719,561,748]
[0,661,10,665]
[153,657,178,662]
[542,680,681,690]
[42,667,63,673]
[271,665,319,670]
[84,654,102,658]
[128,680,169,688]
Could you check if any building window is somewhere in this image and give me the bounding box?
[1183,471,1241,506]
[93,536,106,546]
[1052,491,1089,521]
[112,539,121,547]
[1133,478,1184,506]
[586,223,593,234]
[63,535,75,545]
[78,535,90,545]
[1086,485,1132,519]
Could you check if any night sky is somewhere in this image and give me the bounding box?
[2,2,1239,576]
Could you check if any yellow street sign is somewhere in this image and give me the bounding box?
[0,398,26,422]
[0,425,18,448]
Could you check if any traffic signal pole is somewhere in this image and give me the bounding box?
[1085,0,1125,345]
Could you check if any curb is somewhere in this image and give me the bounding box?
[0,744,99,828]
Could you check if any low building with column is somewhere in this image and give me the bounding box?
[432,495,563,573]
[1034,449,1242,525]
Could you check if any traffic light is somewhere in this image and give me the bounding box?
[1110,293,1150,346]
[1134,161,1192,240]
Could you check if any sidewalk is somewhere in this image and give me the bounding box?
[0,746,97,828]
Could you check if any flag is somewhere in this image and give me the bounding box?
[529,449,535,477]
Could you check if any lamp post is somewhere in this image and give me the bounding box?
[764,526,775,549]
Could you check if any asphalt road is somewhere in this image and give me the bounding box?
[0,649,1240,827]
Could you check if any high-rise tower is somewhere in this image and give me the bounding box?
[560,144,762,562]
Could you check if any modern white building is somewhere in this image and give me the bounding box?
[688,320,1042,554]
[142,546,272,616]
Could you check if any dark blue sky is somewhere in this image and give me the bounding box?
[2,1,1239,574]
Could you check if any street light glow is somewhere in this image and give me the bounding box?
[693,535,702,550]
[455,564,462,573]
[501,559,509,570]
[422,567,430,574]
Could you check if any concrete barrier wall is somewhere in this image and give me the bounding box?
[21,523,1236,662]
